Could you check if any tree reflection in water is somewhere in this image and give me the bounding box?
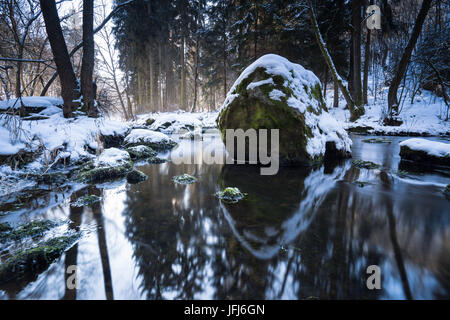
[123,160,449,299]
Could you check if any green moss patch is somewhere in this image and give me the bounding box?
[216,187,246,203]
[353,181,370,187]
[0,220,56,243]
[352,159,380,169]
[148,156,167,164]
[126,146,157,160]
[172,174,197,185]
[71,195,102,207]
[126,169,148,184]
[77,162,132,183]
[0,234,79,283]
[362,138,392,144]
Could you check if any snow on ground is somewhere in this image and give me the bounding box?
[0,97,129,170]
[326,85,449,136]
[134,110,219,131]
[124,128,174,145]
[399,138,450,157]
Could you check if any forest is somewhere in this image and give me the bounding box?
[0,0,449,301]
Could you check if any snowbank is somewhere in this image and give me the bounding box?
[0,96,129,168]
[399,138,450,157]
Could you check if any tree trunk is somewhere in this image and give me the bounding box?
[307,1,363,121]
[40,0,78,118]
[387,0,432,118]
[351,0,363,106]
[334,80,339,108]
[81,0,97,117]
[323,66,328,98]
[180,36,186,110]
[363,29,371,105]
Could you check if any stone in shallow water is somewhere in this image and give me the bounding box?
[399,138,450,167]
[362,138,392,144]
[216,187,246,203]
[126,145,157,160]
[126,169,148,184]
[216,54,351,166]
[172,174,197,184]
[352,159,380,169]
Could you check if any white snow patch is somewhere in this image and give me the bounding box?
[269,89,286,101]
[246,78,274,90]
[124,129,174,145]
[399,138,450,157]
[95,148,131,167]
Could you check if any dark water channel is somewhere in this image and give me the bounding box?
[0,133,449,299]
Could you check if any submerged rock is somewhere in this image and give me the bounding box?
[124,129,177,151]
[399,138,450,167]
[216,187,246,203]
[216,54,351,166]
[71,194,102,207]
[0,220,56,243]
[352,159,380,169]
[126,145,157,160]
[0,234,79,283]
[362,138,392,144]
[172,174,197,184]
[126,169,148,184]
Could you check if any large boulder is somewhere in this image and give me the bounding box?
[217,54,351,166]
[399,138,450,167]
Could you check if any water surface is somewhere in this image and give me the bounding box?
[0,133,449,299]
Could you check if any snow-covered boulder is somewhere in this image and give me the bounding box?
[216,54,351,165]
[399,138,450,166]
[148,112,202,134]
[77,148,133,183]
[124,129,177,150]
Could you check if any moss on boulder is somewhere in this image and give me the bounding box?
[172,174,197,184]
[216,54,351,166]
[126,169,148,184]
[126,145,157,160]
[216,187,246,203]
[0,220,56,243]
[0,234,79,283]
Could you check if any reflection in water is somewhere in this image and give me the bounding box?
[0,135,448,299]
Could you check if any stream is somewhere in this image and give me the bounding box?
[0,133,449,299]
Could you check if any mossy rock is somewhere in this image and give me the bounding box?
[147,156,167,164]
[216,54,350,166]
[145,118,155,126]
[126,145,157,160]
[76,162,132,183]
[0,234,79,283]
[0,220,56,243]
[32,171,68,185]
[362,138,392,144]
[71,194,102,207]
[126,169,148,184]
[216,187,246,203]
[400,145,450,167]
[352,159,380,169]
[172,174,197,185]
[444,185,450,198]
[0,222,12,233]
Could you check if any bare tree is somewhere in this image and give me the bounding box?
[40,0,78,118]
[387,0,433,121]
